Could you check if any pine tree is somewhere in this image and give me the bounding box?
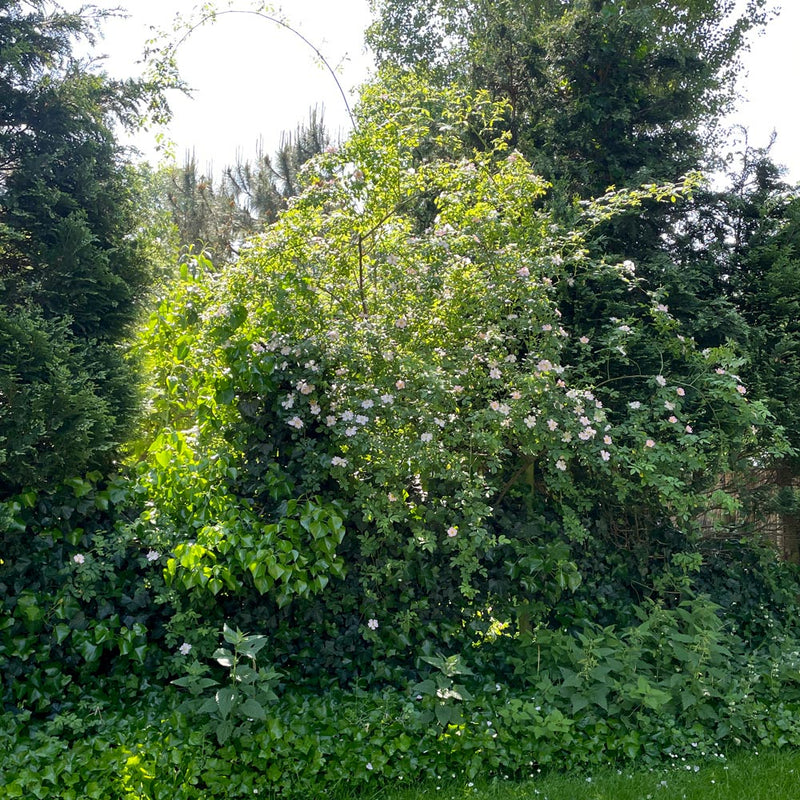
[162,107,331,262]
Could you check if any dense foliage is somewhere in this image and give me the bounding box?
[128,77,777,678]
[3,2,800,797]
[367,0,771,196]
[369,0,800,546]
[0,0,159,495]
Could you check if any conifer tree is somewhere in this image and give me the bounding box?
[162,108,330,262]
[0,0,160,495]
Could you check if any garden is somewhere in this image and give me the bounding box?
[3,1,800,797]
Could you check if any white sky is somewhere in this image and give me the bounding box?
[728,1,800,183]
[71,0,374,171]
[63,0,799,182]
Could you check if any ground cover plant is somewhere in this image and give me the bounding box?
[3,687,800,798]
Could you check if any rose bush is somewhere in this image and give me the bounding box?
[134,73,778,680]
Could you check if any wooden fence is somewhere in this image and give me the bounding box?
[697,467,800,562]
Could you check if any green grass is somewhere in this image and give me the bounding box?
[352,749,800,800]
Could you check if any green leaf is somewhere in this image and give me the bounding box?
[435,703,454,727]
[15,593,43,628]
[64,477,92,498]
[681,690,697,710]
[53,623,71,645]
[411,679,436,696]
[571,693,590,713]
[235,665,257,684]
[240,634,269,657]
[216,719,234,744]
[588,685,609,711]
[216,686,235,718]
[215,386,235,405]
[77,639,99,663]
[222,624,241,645]
[239,697,266,720]
[198,697,219,714]
[267,561,286,580]
[93,490,110,511]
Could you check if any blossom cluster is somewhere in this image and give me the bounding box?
[247,292,757,514]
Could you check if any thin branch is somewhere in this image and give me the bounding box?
[495,456,534,506]
[357,234,368,316]
[162,7,355,129]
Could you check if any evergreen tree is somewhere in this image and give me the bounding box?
[161,154,242,263]
[0,1,160,495]
[684,141,800,445]
[224,106,330,224]
[162,107,330,263]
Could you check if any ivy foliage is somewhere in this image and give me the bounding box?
[4,593,800,797]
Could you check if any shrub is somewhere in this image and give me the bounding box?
[131,74,778,686]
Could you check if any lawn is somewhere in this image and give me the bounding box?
[361,749,800,800]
